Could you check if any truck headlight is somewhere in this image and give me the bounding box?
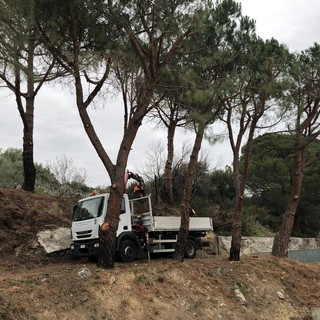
[93,243,99,248]
[70,244,74,250]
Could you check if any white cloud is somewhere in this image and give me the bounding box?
[239,0,320,51]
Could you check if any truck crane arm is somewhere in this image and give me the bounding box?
[127,170,144,185]
[126,170,146,197]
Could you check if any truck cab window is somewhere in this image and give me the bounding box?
[73,197,104,221]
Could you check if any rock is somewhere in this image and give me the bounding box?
[80,296,89,303]
[216,267,223,276]
[234,288,247,306]
[78,267,91,279]
[37,227,71,253]
[277,291,285,300]
[29,240,40,249]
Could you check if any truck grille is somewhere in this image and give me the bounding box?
[76,230,92,239]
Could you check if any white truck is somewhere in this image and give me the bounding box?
[70,193,213,262]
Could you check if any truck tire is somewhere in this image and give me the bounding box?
[119,240,137,262]
[184,239,197,259]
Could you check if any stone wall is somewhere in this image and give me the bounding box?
[216,236,320,256]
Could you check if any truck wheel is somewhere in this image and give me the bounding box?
[184,239,197,259]
[119,240,137,262]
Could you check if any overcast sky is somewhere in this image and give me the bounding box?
[1,0,320,187]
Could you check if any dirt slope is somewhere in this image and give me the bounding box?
[0,188,77,257]
[0,189,319,320]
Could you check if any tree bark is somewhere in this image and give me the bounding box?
[174,123,205,262]
[229,155,243,261]
[98,185,123,268]
[229,118,258,261]
[164,123,176,204]
[22,101,36,192]
[19,37,37,192]
[272,145,305,257]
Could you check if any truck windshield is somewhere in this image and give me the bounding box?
[73,196,104,221]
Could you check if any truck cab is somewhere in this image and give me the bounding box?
[70,193,132,259]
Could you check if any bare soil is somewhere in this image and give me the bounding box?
[0,188,319,320]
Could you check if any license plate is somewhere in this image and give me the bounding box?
[80,244,86,249]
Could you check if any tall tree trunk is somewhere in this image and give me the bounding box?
[229,155,243,261]
[22,99,36,192]
[272,145,305,257]
[164,123,176,204]
[18,37,36,192]
[174,123,205,262]
[229,120,257,261]
[98,178,124,268]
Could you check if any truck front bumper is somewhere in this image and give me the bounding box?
[70,240,99,257]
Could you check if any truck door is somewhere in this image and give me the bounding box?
[116,196,132,236]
